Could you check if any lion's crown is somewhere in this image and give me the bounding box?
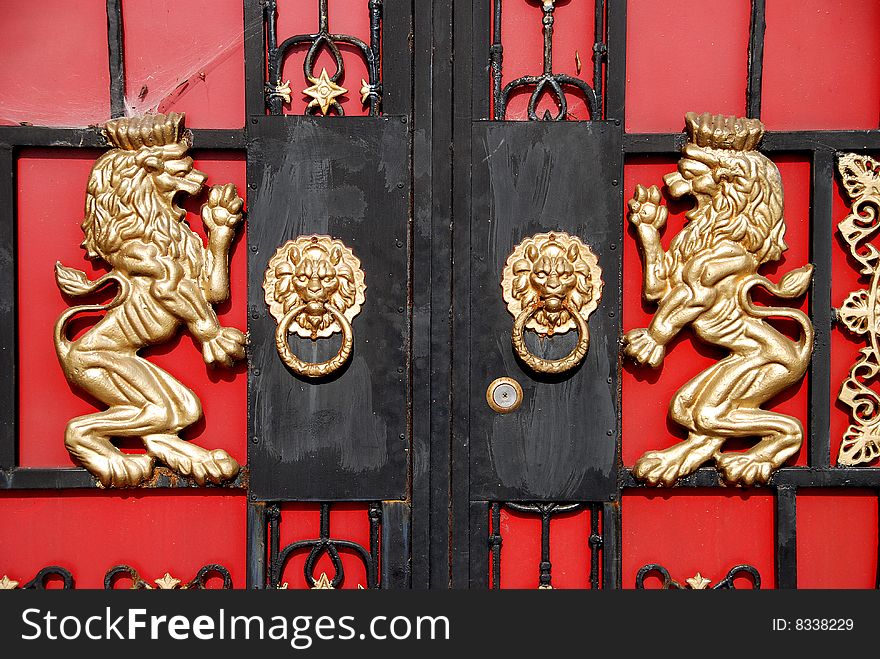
[685,111,764,152]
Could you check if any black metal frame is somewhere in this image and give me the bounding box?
[1,0,880,591]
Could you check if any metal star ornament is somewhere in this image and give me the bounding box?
[311,572,334,589]
[0,575,19,589]
[303,68,347,115]
[686,573,712,589]
[154,573,182,589]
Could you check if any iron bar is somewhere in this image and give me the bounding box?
[592,0,605,116]
[810,149,834,468]
[106,0,126,118]
[746,0,766,119]
[775,485,798,588]
[0,146,14,470]
[588,502,602,589]
[490,503,502,589]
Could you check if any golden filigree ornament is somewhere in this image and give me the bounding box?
[303,68,347,115]
[623,112,814,487]
[54,112,246,488]
[501,232,602,374]
[269,79,293,104]
[264,236,366,378]
[835,153,880,465]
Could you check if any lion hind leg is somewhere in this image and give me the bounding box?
[713,408,803,486]
[65,407,156,488]
[633,434,726,486]
[142,434,240,485]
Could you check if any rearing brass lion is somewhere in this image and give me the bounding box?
[54,113,246,487]
[624,112,814,486]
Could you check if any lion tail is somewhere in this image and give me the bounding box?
[739,266,815,363]
[53,265,129,360]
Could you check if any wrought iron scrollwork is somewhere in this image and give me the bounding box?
[635,564,761,590]
[492,0,604,120]
[265,0,382,116]
[104,564,233,589]
[490,502,602,589]
[0,567,74,589]
[835,153,880,466]
[268,503,381,589]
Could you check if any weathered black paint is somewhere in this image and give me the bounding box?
[468,121,621,502]
[247,117,409,501]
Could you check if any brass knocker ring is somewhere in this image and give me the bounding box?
[512,300,590,374]
[275,303,354,378]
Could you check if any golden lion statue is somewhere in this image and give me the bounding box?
[624,112,814,486]
[54,113,246,487]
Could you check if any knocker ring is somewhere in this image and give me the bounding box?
[512,299,590,374]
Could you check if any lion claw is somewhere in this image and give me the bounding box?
[716,453,774,486]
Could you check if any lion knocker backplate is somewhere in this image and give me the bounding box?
[54,112,246,488]
[623,112,814,487]
[263,235,366,379]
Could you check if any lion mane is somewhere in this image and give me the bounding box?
[80,112,203,275]
[509,234,600,333]
[265,237,364,339]
[666,113,786,273]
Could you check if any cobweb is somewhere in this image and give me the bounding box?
[0,7,253,128]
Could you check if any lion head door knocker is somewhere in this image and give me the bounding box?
[54,112,245,488]
[623,112,814,487]
[501,232,603,374]
[263,235,366,378]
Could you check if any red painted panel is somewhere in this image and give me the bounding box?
[762,0,880,131]
[17,150,247,467]
[495,0,596,120]
[622,491,775,589]
[122,0,245,128]
[0,0,110,127]
[276,504,373,589]
[490,506,596,589]
[625,0,749,133]
[796,490,877,588]
[0,491,246,588]
[830,155,880,466]
[274,0,372,117]
[622,155,811,467]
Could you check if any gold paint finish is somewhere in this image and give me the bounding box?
[263,236,366,379]
[486,377,524,414]
[624,112,814,487]
[836,153,880,465]
[54,113,245,488]
[154,573,182,589]
[0,575,19,589]
[686,573,711,589]
[312,572,334,589]
[501,232,602,374]
[303,68,347,115]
